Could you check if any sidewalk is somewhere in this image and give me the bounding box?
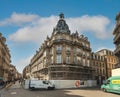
[0,81,22,97]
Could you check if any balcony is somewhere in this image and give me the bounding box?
[66,50,71,55]
[82,54,86,58]
[56,50,62,54]
[83,46,91,51]
[77,52,82,57]
[52,39,72,45]
[114,32,120,43]
[87,56,91,59]
[113,23,120,35]
[72,41,83,47]
[114,45,120,55]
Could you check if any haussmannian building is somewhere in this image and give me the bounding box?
[91,52,107,85]
[113,12,120,68]
[29,13,94,80]
[96,49,118,78]
[23,65,31,79]
[0,33,11,81]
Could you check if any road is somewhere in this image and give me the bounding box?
[0,82,120,97]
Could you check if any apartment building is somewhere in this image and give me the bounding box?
[91,52,107,84]
[96,49,118,78]
[29,13,94,80]
[113,12,120,68]
[8,64,18,81]
[23,65,31,79]
[0,33,11,81]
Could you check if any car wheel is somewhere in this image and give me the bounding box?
[48,87,51,90]
[29,87,34,90]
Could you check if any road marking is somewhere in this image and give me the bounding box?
[10,92,17,95]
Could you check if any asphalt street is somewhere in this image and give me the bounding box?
[0,81,120,97]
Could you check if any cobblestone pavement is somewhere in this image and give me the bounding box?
[0,82,120,97]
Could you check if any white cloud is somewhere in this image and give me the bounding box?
[0,12,39,26]
[8,15,58,44]
[67,15,111,39]
[8,13,113,44]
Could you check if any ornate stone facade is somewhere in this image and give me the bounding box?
[0,33,11,81]
[91,52,107,85]
[96,49,118,78]
[113,12,120,68]
[23,65,31,79]
[29,13,94,80]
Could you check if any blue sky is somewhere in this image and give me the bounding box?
[0,0,120,73]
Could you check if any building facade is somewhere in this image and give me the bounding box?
[8,64,17,81]
[91,52,107,85]
[96,49,118,78]
[0,33,11,81]
[29,13,94,80]
[113,12,120,68]
[23,65,31,79]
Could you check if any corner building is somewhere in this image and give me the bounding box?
[30,13,94,80]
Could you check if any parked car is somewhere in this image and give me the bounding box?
[28,79,55,90]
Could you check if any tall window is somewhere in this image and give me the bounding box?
[73,56,76,63]
[73,47,76,53]
[56,45,62,51]
[87,52,90,57]
[87,60,90,67]
[77,57,81,64]
[50,49,53,55]
[86,43,89,47]
[66,56,70,63]
[83,59,85,66]
[56,54,62,63]
[77,48,81,53]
